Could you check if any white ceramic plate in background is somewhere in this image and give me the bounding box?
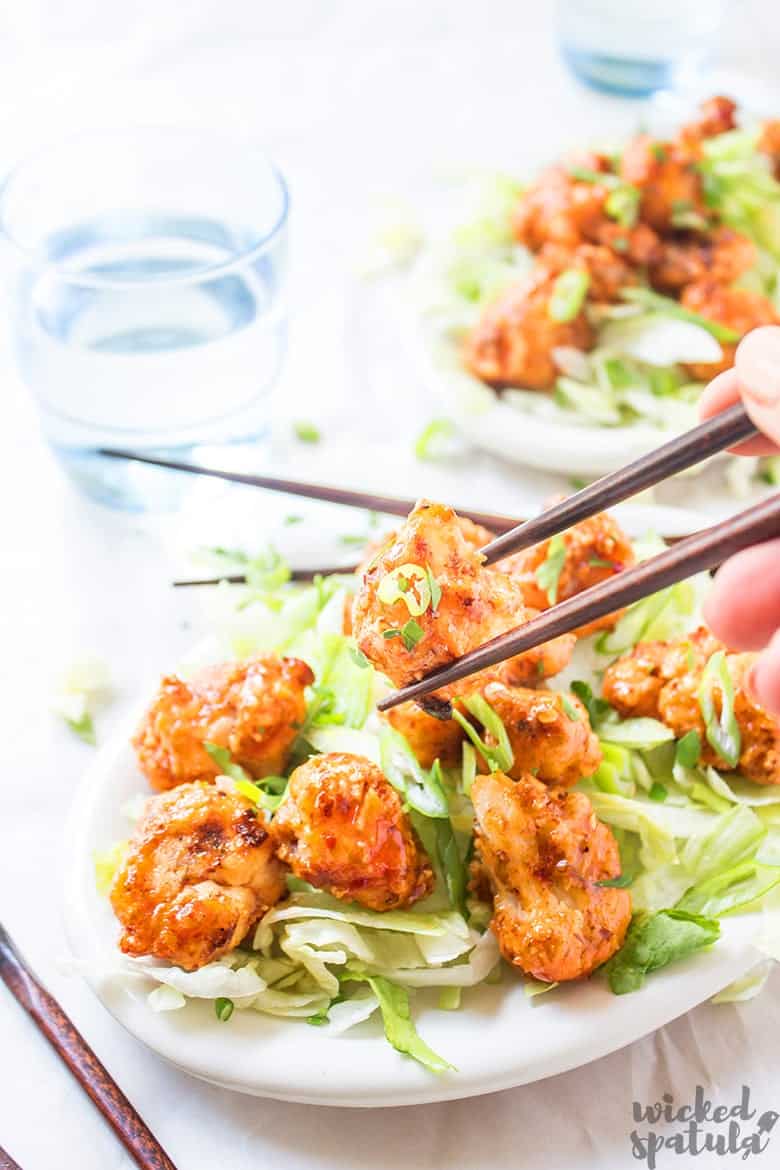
[64,716,760,1107]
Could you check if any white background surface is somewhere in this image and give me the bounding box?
[1,3,780,1167]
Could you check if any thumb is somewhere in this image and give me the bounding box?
[735,326,780,447]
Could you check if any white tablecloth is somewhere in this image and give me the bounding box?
[1,4,780,1167]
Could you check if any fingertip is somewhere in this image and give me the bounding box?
[749,630,780,718]
[697,366,776,455]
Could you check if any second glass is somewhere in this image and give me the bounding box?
[0,128,289,510]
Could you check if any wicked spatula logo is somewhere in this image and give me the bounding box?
[631,1087,778,1166]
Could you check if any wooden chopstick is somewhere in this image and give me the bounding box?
[0,924,178,1170]
[173,563,359,588]
[377,492,780,711]
[480,402,757,564]
[0,1144,23,1169]
[98,447,519,533]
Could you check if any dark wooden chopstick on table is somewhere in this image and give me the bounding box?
[98,446,520,534]
[0,924,179,1170]
[173,564,359,588]
[0,1143,24,1170]
[379,492,780,711]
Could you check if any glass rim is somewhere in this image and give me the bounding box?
[0,126,290,288]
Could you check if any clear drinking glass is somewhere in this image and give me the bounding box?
[0,128,289,511]
[555,0,727,97]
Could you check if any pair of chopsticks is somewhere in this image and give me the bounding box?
[0,923,177,1170]
[103,401,777,710]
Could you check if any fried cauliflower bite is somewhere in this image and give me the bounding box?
[680,281,780,380]
[133,654,313,791]
[271,752,434,910]
[490,618,577,687]
[472,771,631,982]
[476,680,602,787]
[658,652,780,785]
[538,242,637,303]
[619,134,710,234]
[603,628,780,785]
[463,266,594,391]
[504,510,635,636]
[649,228,757,294]
[110,781,286,970]
[602,640,671,718]
[385,702,464,769]
[511,162,611,251]
[679,95,738,147]
[352,500,548,697]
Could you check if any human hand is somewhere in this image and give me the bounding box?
[698,326,780,715]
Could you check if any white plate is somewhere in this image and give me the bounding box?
[64,716,761,1107]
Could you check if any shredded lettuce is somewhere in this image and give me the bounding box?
[379,725,450,817]
[343,972,454,1073]
[604,910,720,994]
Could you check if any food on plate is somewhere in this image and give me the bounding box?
[133,654,313,790]
[603,627,780,784]
[110,781,286,970]
[272,751,435,910]
[471,771,631,981]
[385,701,464,768]
[351,498,576,695]
[476,680,602,788]
[94,500,780,1072]
[503,507,635,635]
[428,96,780,459]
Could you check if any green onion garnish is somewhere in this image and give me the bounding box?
[400,619,424,651]
[535,534,567,604]
[549,269,590,323]
[293,420,321,444]
[452,694,514,774]
[605,184,640,228]
[648,782,669,803]
[675,729,702,768]
[414,418,455,461]
[215,997,234,1022]
[698,651,741,768]
[561,696,581,722]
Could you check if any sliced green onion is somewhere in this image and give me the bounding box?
[648,782,668,803]
[425,566,443,613]
[414,418,456,461]
[452,694,514,774]
[675,730,702,769]
[377,563,431,616]
[698,651,741,768]
[535,534,567,605]
[549,269,590,323]
[215,997,235,1022]
[570,680,613,728]
[605,184,640,228]
[620,287,740,343]
[293,420,321,443]
[400,619,424,651]
[461,741,477,797]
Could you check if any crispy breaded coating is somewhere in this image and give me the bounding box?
[511,162,611,252]
[385,702,464,768]
[472,772,631,982]
[619,134,710,234]
[504,510,635,636]
[133,654,313,791]
[539,242,637,303]
[110,781,286,971]
[352,500,541,697]
[649,228,757,294]
[463,266,594,390]
[271,752,434,910]
[603,628,780,784]
[680,95,738,146]
[477,680,602,788]
[680,281,779,380]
